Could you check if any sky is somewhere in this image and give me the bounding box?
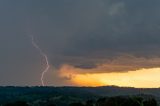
[1,0,160,87]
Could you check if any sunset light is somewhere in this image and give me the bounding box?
[59,66,160,88]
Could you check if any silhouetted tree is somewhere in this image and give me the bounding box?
[4,101,29,106]
[85,100,94,106]
[96,97,108,106]
[69,102,85,106]
[47,104,56,106]
[96,96,158,106]
[143,98,158,106]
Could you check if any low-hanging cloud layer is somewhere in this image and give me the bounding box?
[1,0,160,86]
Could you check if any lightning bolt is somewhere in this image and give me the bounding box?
[30,35,50,86]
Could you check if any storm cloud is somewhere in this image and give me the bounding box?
[0,0,160,85]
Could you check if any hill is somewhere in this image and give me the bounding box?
[0,86,159,106]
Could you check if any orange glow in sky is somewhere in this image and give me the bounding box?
[59,65,160,88]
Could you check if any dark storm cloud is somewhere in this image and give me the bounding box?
[28,0,160,69]
[1,0,160,85]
